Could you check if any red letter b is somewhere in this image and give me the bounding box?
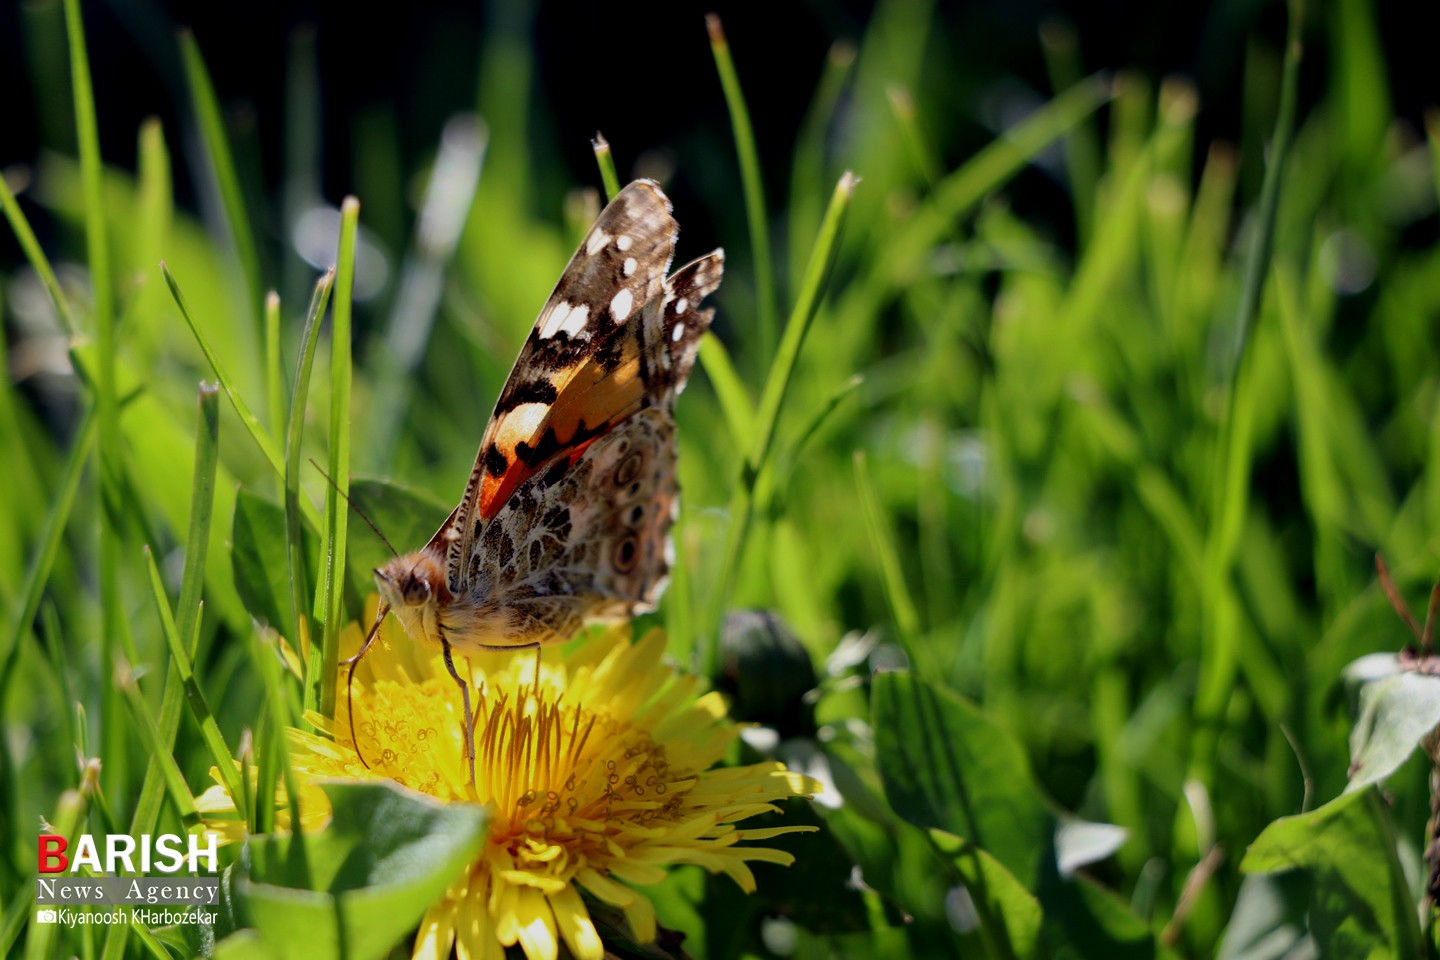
[38,834,67,873]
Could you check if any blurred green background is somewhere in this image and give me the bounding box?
[4,0,1440,956]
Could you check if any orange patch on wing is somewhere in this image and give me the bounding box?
[476,348,646,520]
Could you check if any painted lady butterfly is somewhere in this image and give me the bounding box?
[351,180,723,782]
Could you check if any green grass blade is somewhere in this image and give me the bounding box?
[1040,19,1102,244]
[286,269,334,638]
[115,661,201,832]
[0,886,29,959]
[63,0,110,342]
[135,117,172,294]
[1189,0,1304,819]
[696,332,755,451]
[592,131,621,201]
[129,383,220,837]
[24,788,88,960]
[791,373,863,460]
[1223,3,1301,376]
[141,545,248,823]
[265,290,285,476]
[751,172,858,487]
[887,86,944,186]
[880,74,1112,284]
[161,263,323,528]
[312,197,359,719]
[179,30,265,336]
[854,451,922,654]
[704,172,857,674]
[708,13,778,364]
[65,0,133,809]
[787,40,855,289]
[253,627,305,838]
[0,171,75,336]
[0,407,96,691]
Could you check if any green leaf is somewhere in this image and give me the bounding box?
[1344,666,1440,793]
[233,488,303,632]
[931,829,1044,960]
[1242,787,1421,959]
[1037,873,1161,960]
[1216,873,1312,960]
[229,781,488,960]
[873,671,1051,886]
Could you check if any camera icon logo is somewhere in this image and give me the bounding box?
[36,909,59,924]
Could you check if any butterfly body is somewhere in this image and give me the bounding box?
[373,180,722,658]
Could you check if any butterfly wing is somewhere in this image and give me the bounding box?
[449,407,680,648]
[428,180,677,587]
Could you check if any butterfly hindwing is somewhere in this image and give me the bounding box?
[656,251,725,399]
[457,409,678,646]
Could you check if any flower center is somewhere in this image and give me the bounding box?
[475,674,683,837]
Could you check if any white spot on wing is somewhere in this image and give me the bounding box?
[676,298,689,314]
[559,304,590,337]
[623,257,638,277]
[610,288,635,323]
[587,231,611,255]
[616,235,633,252]
[538,300,573,339]
[671,321,685,342]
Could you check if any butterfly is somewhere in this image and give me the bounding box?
[349,180,724,784]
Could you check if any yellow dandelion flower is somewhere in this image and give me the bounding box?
[201,602,822,960]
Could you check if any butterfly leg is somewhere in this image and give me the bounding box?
[342,602,390,769]
[442,638,477,787]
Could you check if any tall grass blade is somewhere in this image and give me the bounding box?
[708,13,778,364]
[128,384,220,837]
[24,788,87,960]
[265,290,285,476]
[179,30,265,337]
[66,0,132,809]
[141,545,247,822]
[286,270,334,639]
[1039,19,1102,243]
[0,172,75,336]
[312,197,360,719]
[1190,0,1303,818]
[854,451,921,654]
[704,171,857,674]
[0,408,95,689]
[592,131,621,201]
[697,333,755,450]
[787,40,856,290]
[162,263,323,529]
[114,661,201,832]
[880,75,1112,284]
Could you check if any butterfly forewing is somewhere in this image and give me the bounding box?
[478,183,676,512]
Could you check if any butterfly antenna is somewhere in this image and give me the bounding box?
[1376,553,1424,643]
[343,602,390,770]
[308,458,400,558]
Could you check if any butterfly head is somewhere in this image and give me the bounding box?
[374,549,450,646]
